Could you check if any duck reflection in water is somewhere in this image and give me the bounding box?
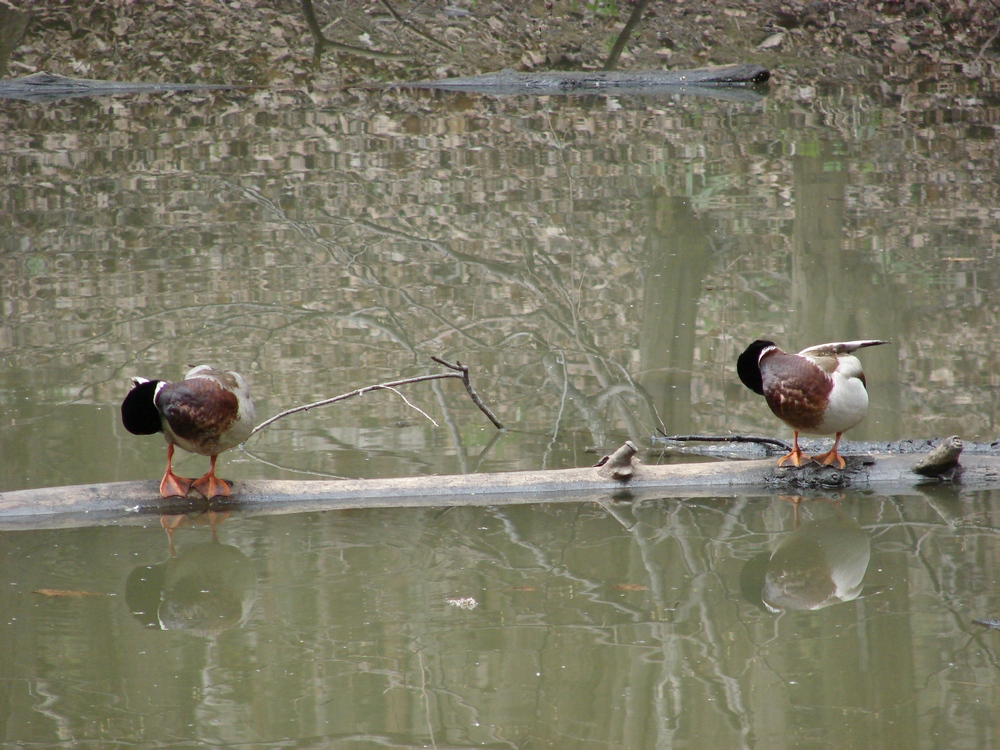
[742,498,871,613]
[125,512,257,636]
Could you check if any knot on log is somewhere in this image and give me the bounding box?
[595,441,639,483]
[911,436,963,478]
[774,463,850,489]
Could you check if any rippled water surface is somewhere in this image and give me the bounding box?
[3,24,1000,747]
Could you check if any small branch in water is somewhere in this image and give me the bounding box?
[657,432,793,452]
[247,358,503,440]
[382,386,440,427]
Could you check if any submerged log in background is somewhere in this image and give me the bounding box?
[408,63,770,91]
[384,64,771,101]
[2,448,998,530]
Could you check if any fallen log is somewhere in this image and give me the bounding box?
[382,64,771,101]
[1,440,997,530]
[0,71,250,102]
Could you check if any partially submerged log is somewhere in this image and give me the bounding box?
[0,71,249,102]
[388,64,770,101]
[410,63,770,91]
[2,442,997,530]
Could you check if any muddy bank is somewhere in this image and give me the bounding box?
[5,2,997,104]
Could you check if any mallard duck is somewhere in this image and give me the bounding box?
[737,339,889,469]
[121,365,255,498]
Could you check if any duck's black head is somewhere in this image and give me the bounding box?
[737,340,776,395]
[121,379,164,435]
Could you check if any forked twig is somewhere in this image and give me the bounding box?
[246,357,504,440]
[429,356,504,430]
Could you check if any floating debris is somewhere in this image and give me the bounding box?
[33,589,107,598]
[445,597,479,610]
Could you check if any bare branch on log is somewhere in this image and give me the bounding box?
[246,358,503,440]
[658,433,793,451]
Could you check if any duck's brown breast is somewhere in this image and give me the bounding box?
[760,352,832,431]
[157,379,240,444]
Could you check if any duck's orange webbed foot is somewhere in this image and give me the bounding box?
[160,443,193,497]
[776,448,807,467]
[192,473,231,499]
[777,432,807,467]
[191,456,231,499]
[159,471,193,498]
[811,433,847,469]
[811,449,847,469]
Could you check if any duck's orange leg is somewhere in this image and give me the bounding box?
[191,455,232,499]
[811,433,847,469]
[776,431,808,467]
[206,510,229,541]
[160,513,186,557]
[779,495,804,528]
[159,443,193,498]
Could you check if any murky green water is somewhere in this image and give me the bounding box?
[3,494,1000,748]
[3,42,1000,748]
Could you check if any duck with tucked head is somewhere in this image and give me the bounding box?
[121,365,255,498]
[737,339,889,469]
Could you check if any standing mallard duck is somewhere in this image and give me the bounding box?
[121,365,255,498]
[737,339,889,469]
